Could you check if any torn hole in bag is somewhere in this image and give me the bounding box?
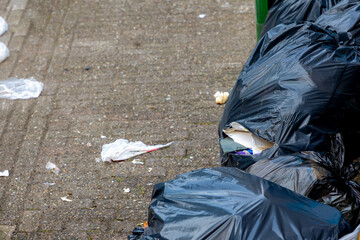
[223,122,274,155]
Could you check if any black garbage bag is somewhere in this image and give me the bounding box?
[139,168,351,240]
[246,148,360,226]
[219,0,360,167]
[219,0,360,227]
[261,0,342,37]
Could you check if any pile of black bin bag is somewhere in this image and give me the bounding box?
[129,0,360,239]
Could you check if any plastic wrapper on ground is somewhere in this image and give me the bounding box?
[139,168,351,240]
[0,77,43,99]
[0,41,9,63]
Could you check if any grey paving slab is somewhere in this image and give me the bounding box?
[0,0,259,238]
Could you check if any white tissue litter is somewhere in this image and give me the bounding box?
[0,42,9,63]
[0,17,8,36]
[0,77,44,99]
[123,188,130,193]
[0,170,9,177]
[198,14,206,18]
[46,162,60,174]
[101,139,173,162]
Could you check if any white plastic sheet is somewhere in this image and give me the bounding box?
[0,17,8,36]
[101,139,173,162]
[0,77,44,99]
[0,42,9,63]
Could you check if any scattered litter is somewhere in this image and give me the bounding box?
[101,135,107,139]
[46,162,60,174]
[214,91,229,105]
[165,97,171,101]
[84,66,91,71]
[132,159,144,165]
[0,77,44,99]
[44,182,55,186]
[86,142,92,147]
[0,42,9,63]
[147,183,153,186]
[148,168,153,173]
[101,139,173,162]
[124,188,130,193]
[61,196,72,202]
[198,14,206,18]
[0,17,8,36]
[223,122,274,154]
[0,170,9,177]
[95,158,101,163]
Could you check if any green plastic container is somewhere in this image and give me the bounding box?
[255,0,269,40]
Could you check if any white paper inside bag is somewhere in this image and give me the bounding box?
[223,122,274,154]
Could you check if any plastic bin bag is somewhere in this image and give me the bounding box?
[139,168,351,240]
[219,0,360,228]
[219,0,360,166]
[260,0,341,37]
[246,148,360,226]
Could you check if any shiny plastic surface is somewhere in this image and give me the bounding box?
[261,0,341,37]
[219,0,360,228]
[141,168,351,240]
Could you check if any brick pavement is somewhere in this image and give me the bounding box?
[0,0,256,239]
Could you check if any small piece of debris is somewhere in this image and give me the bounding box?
[0,16,8,36]
[101,135,107,139]
[148,168,153,173]
[86,142,92,147]
[44,182,56,186]
[61,196,72,202]
[214,91,229,105]
[46,162,60,174]
[132,159,144,165]
[198,14,206,18]
[95,158,101,163]
[0,170,9,177]
[124,188,130,193]
[0,42,10,64]
[85,66,91,71]
[165,97,171,101]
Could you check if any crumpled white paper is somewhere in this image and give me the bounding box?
[0,77,44,99]
[101,139,173,162]
[0,170,9,177]
[0,42,9,63]
[46,162,60,174]
[223,122,274,154]
[0,17,8,36]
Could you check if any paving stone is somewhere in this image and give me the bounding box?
[19,211,41,232]
[0,225,15,240]
[0,0,262,238]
